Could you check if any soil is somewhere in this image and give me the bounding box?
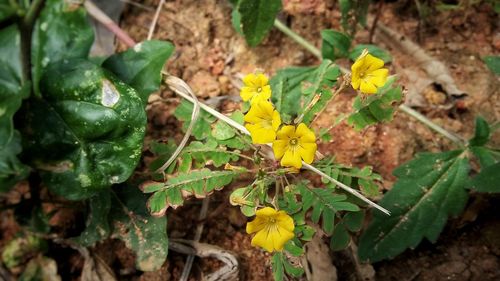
[1,0,499,280]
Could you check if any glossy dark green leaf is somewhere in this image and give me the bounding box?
[103,40,174,104]
[21,60,146,200]
[483,56,500,75]
[73,191,111,246]
[31,0,94,96]
[467,162,500,193]
[358,150,469,262]
[349,44,392,63]
[238,0,282,46]
[321,30,352,61]
[469,116,490,147]
[0,25,29,191]
[110,186,168,271]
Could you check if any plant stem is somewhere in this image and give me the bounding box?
[273,19,322,60]
[398,105,464,146]
[23,0,44,26]
[18,0,44,88]
[274,19,465,146]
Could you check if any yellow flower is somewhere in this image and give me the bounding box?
[244,100,281,144]
[246,207,295,252]
[272,123,317,169]
[351,52,389,94]
[240,73,272,104]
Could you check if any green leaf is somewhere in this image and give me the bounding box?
[469,116,490,147]
[144,169,243,215]
[231,9,243,35]
[483,55,500,75]
[467,162,500,193]
[270,61,340,123]
[110,186,168,271]
[339,0,370,35]
[470,146,497,168]
[32,0,94,96]
[1,234,46,269]
[358,150,470,262]
[283,258,305,277]
[212,120,236,140]
[349,44,393,63]
[330,224,350,251]
[284,240,304,256]
[321,30,352,61]
[0,1,17,22]
[238,0,282,46]
[73,191,111,246]
[103,40,174,104]
[0,132,29,192]
[343,211,364,232]
[271,252,284,281]
[297,183,359,235]
[174,100,216,140]
[347,77,402,130]
[21,59,147,200]
[182,139,239,168]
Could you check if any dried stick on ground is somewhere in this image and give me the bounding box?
[374,22,465,97]
[169,239,239,281]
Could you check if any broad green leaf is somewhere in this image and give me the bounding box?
[469,116,490,146]
[110,186,168,271]
[144,169,243,215]
[238,0,282,46]
[21,60,146,200]
[321,30,352,61]
[31,0,94,96]
[296,183,359,235]
[467,162,500,193]
[175,100,216,140]
[330,224,350,251]
[73,191,111,246]
[358,150,469,262]
[347,77,402,130]
[271,252,284,281]
[103,40,174,104]
[270,61,340,123]
[483,56,500,75]
[349,44,393,63]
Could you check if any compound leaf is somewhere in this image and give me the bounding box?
[238,0,282,46]
[321,30,351,61]
[358,150,469,262]
[174,100,216,140]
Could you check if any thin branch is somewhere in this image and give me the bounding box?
[273,19,322,60]
[147,0,165,40]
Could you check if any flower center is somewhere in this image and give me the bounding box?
[359,72,365,78]
[269,217,276,223]
[257,87,262,93]
[289,138,298,146]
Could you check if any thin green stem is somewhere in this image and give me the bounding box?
[274,19,464,146]
[273,19,322,60]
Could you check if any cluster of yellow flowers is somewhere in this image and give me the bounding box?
[240,73,318,170]
[243,52,388,253]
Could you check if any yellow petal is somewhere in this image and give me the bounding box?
[240,87,255,101]
[281,149,302,169]
[246,216,267,234]
[256,207,278,216]
[269,226,294,251]
[273,139,288,159]
[360,80,377,94]
[369,68,389,86]
[251,227,275,252]
[276,211,295,232]
[295,123,316,143]
[276,125,295,139]
[243,73,258,87]
[272,110,281,131]
[246,124,276,144]
[299,143,317,164]
[256,73,269,86]
[351,76,361,90]
[365,54,385,71]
